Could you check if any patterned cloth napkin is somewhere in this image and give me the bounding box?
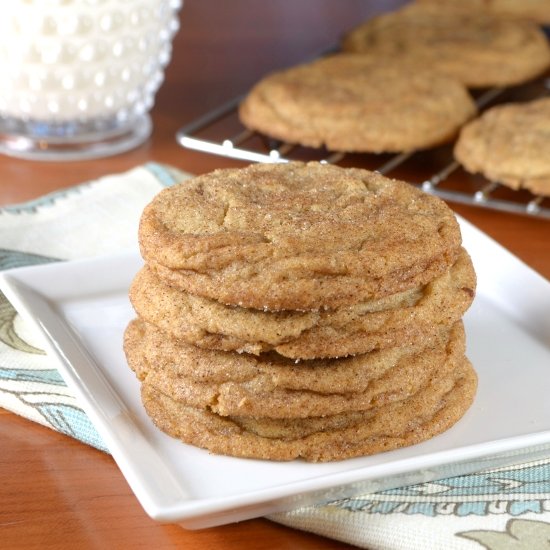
[1,163,549,550]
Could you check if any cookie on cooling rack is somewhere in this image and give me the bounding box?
[129,249,475,359]
[138,349,477,462]
[238,53,476,153]
[342,4,550,88]
[138,162,463,311]
[414,0,550,25]
[454,97,550,197]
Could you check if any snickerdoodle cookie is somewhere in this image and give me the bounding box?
[125,319,464,418]
[342,5,550,88]
[238,53,476,153]
[139,162,463,311]
[454,97,550,196]
[129,249,475,359]
[139,354,477,462]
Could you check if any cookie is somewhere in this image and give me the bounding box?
[454,97,550,197]
[238,53,476,153]
[139,162,463,311]
[124,319,465,418]
[129,248,475,359]
[342,5,550,88]
[228,334,461,438]
[139,355,477,462]
[415,0,550,25]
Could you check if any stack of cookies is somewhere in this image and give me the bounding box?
[124,162,477,462]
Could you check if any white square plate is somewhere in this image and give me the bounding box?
[1,217,550,529]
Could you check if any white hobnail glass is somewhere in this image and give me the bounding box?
[0,0,182,160]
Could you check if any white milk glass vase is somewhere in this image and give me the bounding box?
[0,0,182,160]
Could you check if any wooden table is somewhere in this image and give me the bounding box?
[1,2,548,548]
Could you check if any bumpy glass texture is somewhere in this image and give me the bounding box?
[0,0,181,144]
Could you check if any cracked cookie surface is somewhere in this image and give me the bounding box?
[129,248,475,359]
[139,352,476,462]
[454,97,550,197]
[124,319,465,419]
[139,162,462,311]
[238,53,476,153]
[342,4,550,88]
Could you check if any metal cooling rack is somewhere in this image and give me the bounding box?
[176,78,550,220]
